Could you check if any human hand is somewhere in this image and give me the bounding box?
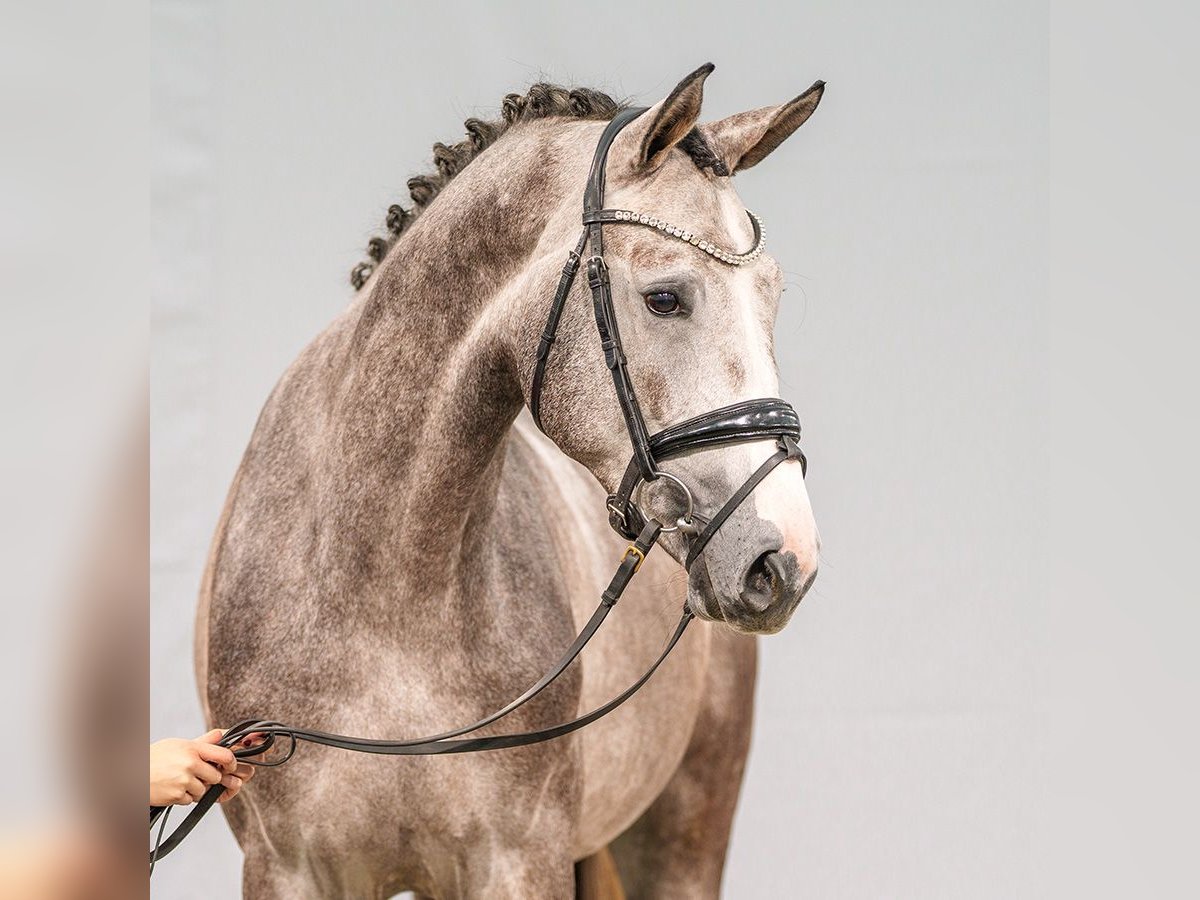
[150,729,255,806]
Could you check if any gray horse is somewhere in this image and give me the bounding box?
[197,64,823,899]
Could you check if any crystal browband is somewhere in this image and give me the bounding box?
[583,209,765,266]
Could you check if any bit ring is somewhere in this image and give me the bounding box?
[633,471,695,534]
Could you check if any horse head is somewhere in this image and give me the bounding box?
[528,65,824,635]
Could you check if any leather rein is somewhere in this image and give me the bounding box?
[150,106,807,872]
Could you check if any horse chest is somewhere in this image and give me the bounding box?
[572,589,713,856]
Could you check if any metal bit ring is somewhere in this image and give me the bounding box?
[633,471,695,534]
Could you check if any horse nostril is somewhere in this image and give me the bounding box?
[740,551,783,612]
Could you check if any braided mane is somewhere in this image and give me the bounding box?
[349,84,623,289]
[349,82,728,289]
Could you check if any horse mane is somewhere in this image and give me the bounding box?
[349,82,727,289]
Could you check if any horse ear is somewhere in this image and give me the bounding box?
[625,63,715,172]
[700,80,825,174]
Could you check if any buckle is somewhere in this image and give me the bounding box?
[622,544,646,573]
[586,256,607,290]
[606,496,627,525]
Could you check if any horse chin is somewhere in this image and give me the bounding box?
[685,583,724,624]
[717,601,799,636]
[685,581,803,636]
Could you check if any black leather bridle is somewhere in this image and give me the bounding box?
[150,106,807,873]
[531,106,806,561]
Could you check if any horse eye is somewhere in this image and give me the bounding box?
[644,291,681,316]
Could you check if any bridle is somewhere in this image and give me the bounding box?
[149,106,807,873]
[531,106,806,562]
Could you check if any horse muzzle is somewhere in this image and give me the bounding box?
[684,496,818,634]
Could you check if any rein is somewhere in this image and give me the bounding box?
[151,106,807,873]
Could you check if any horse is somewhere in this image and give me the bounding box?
[196,63,823,899]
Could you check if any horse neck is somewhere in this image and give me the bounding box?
[318,124,586,577]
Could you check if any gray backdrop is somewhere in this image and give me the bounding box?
[151,1,1047,896]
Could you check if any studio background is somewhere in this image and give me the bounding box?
[151,1,1047,897]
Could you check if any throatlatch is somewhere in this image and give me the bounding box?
[152,104,808,873]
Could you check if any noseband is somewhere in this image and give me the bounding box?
[530,106,806,569]
[150,107,808,873]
